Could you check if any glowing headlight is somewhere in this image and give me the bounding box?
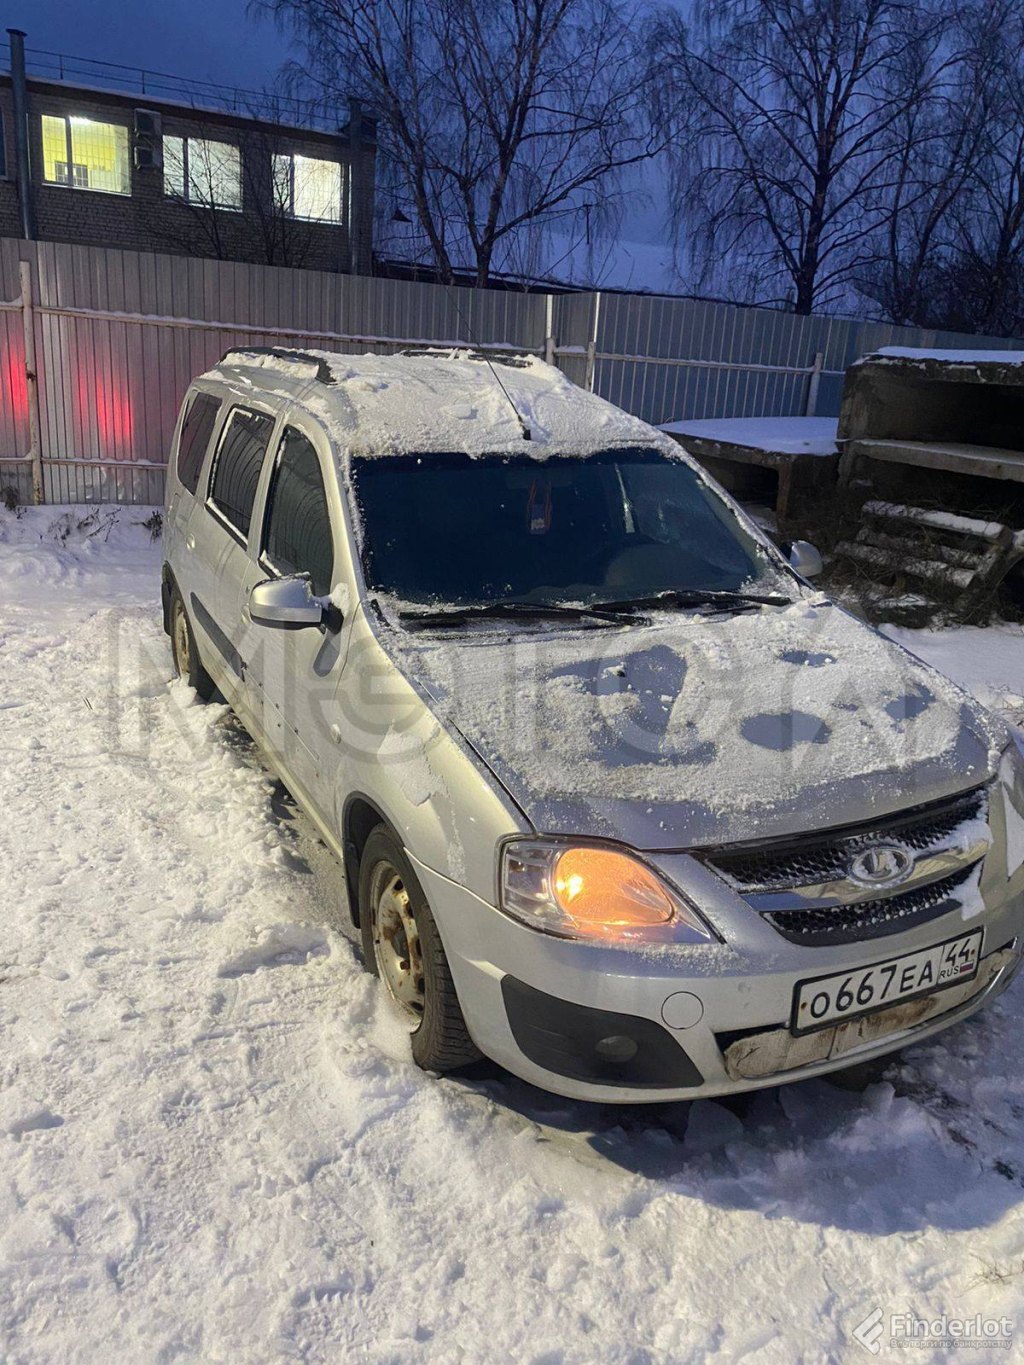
[499,838,715,944]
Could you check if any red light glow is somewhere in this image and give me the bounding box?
[1,336,29,429]
[76,370,134,453]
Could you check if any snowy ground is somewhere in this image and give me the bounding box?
[3,506,1024,1363]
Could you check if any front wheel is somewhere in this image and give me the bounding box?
[169,587,215,701]
[358,825,481,1072]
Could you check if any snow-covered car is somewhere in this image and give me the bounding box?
[161,346,1024,1102]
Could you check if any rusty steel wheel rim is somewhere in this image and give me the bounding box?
[172,600,191,678]
[371,866,425,1022]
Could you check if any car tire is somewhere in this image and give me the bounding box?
[358,824,481,1072]
[169,586,215,701]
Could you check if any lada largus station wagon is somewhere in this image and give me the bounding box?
[162,346,1024,1101]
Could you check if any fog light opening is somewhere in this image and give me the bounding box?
[594,1034,639,1064]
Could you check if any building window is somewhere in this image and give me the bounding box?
[273,153,342,223]
[164,136,242,210]
[41,113,130,194]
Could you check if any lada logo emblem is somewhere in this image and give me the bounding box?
[848,844,914,888]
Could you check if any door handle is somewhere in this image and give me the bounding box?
[186,533,196,551]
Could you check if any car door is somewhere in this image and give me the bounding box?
[184,403,279,708]
[239,418,352,821]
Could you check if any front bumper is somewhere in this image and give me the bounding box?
[412,852,1024,1102]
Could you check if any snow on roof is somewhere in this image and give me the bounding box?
[660,416,838,458]
[871,347,1024,365]
[217,348,332,385]
[205,347,669,460]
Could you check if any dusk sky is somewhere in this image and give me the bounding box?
[3,0,669,257]
[5,0,287,92]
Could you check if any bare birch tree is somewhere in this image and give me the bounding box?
[650,0,951,314]
[258,0,661,286]
[934,1,1024,333]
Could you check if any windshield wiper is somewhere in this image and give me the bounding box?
[397,600,648,630]
[590,587,793,613]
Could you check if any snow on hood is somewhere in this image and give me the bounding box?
[386,599,1006,850]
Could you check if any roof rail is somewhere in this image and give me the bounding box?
[398,346,536,369]
[218,347,335,385]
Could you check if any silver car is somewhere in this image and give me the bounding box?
[162,346,1024,1102]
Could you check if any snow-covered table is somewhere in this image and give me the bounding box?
[659,416,839,524]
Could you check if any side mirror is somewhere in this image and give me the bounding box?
[787,539,823,579]
[249,574,326,630]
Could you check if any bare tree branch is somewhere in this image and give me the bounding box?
[257,0,662,286]
[650,0,951,314]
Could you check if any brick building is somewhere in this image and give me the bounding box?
[0,33,376,274]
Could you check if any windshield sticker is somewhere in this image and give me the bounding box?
[527,480,552,534]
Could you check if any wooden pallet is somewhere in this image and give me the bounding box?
[835,501,1024,604]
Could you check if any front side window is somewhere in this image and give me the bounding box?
[349,448,783,607]
[176,392,221,497]
[209,408,275,540]
[262,428,334,596]
[41,114,130,194]
[272,153,342,222]
[164,135,242,210]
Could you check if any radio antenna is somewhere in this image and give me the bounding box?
[443,283,532,440]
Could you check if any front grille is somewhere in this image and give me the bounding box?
[765,866,980,947]
[705,785,987,893]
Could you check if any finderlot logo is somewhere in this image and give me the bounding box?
[850,1307,1014,1353]
[852,1308,885,1355]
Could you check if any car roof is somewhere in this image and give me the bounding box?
[198,346,673,462]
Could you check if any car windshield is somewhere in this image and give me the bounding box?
[349,447,786,609]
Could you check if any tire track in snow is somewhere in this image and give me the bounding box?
[4,514,1024,1362]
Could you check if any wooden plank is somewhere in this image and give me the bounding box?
[852,438,1024,483]
[836,541,976,590]
[863,500,1010,543]
[667,432,787,470]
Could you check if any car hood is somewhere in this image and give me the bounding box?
[385,598,1006,849]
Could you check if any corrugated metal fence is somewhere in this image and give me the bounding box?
[0,236,1019,505]
[580,293,1024,427]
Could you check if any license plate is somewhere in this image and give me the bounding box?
[792,930,983,1035]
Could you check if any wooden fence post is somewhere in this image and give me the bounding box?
[804,351,824,417]
[584,291,602,392]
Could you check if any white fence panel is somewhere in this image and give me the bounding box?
[0,236,1020,505]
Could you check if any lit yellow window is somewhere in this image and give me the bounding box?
[273,153,343,223]
[41,113,130,195]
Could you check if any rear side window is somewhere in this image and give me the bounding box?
[262,428,335,596]
[176,392,220,496]
[209,408,274,540]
